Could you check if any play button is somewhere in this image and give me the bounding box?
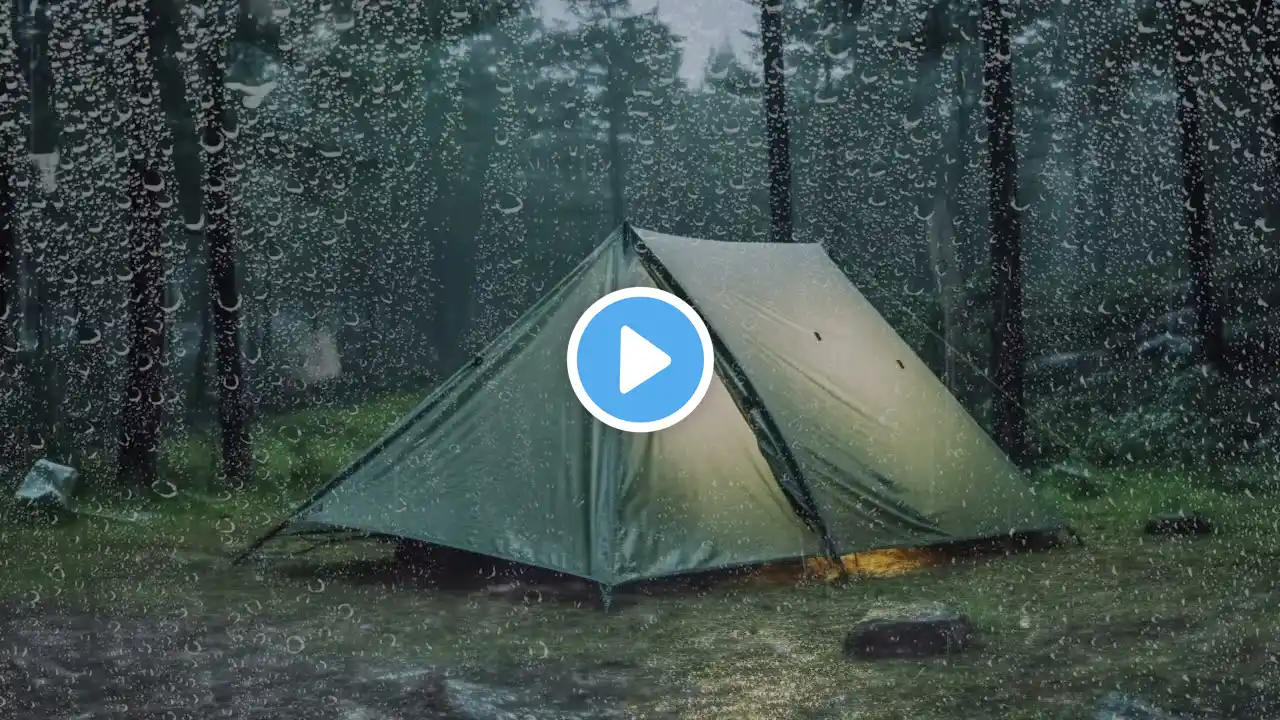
[618,326,670,394]
[567,287,714,433]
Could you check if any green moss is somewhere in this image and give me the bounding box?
[143,390,422,504]
[157,432,220,491]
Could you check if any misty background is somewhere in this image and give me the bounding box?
[2,0,1278,491]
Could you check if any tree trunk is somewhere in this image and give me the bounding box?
[17,0,58,159]
[979,0,1027,464]
[145,0,203,226]
[821,63,838,238]
[0,160,11,338]
[817,0,843,247]
[116,158,168,487]
[0,149,17,468]
[606,39,626,227]
[927,192,958,391]
[1173,6,1225,372]
[115,2,169,488]
[203,24,250,487]
[760,0,794,243]
[1269,0,1280,150]
[189,276,212,422]
[40,2,75,459]
[0,151,13,358]
[32,271,61,457]
[1255,0,1279,328]
[140,0,248,483]
[947,42,975,399]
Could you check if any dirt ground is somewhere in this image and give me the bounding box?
[0,604,649,718]
[2,473,1279,719]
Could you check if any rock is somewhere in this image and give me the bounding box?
[1095,692,1184,719]
[12,459,79,510]
[1144,512,1213,538]
[842,602,972,660]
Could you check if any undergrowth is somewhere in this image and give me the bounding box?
[1,466,1277,720]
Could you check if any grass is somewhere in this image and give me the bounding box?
[2,398,1279,718]
[153,391,422,501]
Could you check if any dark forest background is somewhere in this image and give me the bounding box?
[2,0,1279,494]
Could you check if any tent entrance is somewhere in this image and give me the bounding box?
[629,227,845,566]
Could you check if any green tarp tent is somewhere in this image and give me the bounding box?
[243,225,1062,586]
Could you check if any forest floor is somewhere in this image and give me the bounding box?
[1,466,1278,719]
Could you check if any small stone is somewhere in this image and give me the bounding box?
[1143,512,1213,538]
[1095,691,1184,719]
[843,601,972,660]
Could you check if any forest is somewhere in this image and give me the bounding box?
[2,0,1276,494]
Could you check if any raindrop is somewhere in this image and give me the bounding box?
[225,81,278,109]
[151,480,179,499]
[495,194,524,214]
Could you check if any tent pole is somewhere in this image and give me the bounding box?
[621,220,636,254]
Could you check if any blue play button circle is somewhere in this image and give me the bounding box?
[567,287,714,433]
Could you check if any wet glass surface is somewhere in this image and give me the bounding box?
[1,1,1279,717]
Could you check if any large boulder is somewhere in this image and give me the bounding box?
[843,602,972,660]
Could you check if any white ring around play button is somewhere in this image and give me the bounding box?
[567,287,715,433]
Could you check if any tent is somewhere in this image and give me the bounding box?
[240,225,1063,586]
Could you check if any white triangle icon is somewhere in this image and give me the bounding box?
[618,325,671,394]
